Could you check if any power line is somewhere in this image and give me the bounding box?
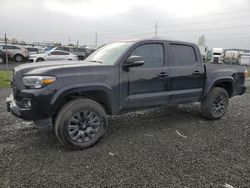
[159,24,250,33]
[158,15,250,28]
[158,8,250,23]
[96,8,250,34]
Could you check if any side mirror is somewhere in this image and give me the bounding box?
[47,53,51,56]
[123,55,144,71]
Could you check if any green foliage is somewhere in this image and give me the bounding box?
[0,71,11,88]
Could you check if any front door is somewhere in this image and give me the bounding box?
[126,43,169,109]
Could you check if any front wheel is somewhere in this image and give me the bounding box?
[201,87,229,120]
[55,98,108,150]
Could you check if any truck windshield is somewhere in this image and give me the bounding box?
[86,42,134,65]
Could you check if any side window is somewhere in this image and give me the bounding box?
[58,51,69,55]
[50,51,59,55]
[7,46,15,49]
[64,48,70,52]
[78,48,86,52]
[131,44,164,68]
[170,44,197,66]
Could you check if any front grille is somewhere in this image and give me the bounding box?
[213,57,219,63]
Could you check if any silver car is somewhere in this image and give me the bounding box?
[0,44,29,62]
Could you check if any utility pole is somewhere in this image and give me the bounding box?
[76,40,79,54]
[154,22,158,38]
[95,33,97,48]
[4,34,9,81]
[4,34,9,70]
[68,36,71,45]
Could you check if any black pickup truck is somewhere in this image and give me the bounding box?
[7,39,247,150]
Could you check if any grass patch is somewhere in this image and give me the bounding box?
[247,67,250,77]
[0,70,11,88]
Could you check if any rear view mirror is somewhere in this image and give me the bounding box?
[123,55,144,71]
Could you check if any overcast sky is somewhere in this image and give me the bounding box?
[0,0,250,49]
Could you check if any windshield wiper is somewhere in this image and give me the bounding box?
[89,60,103,64]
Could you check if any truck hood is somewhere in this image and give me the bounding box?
[14,60,103,75]
[13,60,114,90]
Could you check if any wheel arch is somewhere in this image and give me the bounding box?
[204,77,234,98]
[36,57,45,62]
[50,83,117,119]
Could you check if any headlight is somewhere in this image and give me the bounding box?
[23,76,56,89]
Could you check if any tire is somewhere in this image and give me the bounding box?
[0,56,5,64]
[36,58,45,62]
[201,87,229,120]
[14,54,24,62]
[55,98,108,150]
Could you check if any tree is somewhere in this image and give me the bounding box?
[198,35,206,47]
[53,42,62,47]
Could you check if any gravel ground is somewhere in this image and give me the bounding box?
[0,88,249,188]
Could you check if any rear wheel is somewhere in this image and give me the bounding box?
[14,54,24,62]
[201,87,229,120]
[36,58,45,62]
[55,98,108,150]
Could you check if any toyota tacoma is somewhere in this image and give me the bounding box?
[6,39,247,150]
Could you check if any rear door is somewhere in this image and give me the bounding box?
[57,51,71,60]
[167,43,205,104]
[125,42,169,109]
[47,51,60,61]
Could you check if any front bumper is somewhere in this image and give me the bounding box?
[7,94,33,120]
[6,94,53,129]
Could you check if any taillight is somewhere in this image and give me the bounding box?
[244,69,248,79]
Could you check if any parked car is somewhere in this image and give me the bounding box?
[25,47,41,55]
[70,47,87,60]
[43,45,55,52]
[0,49,6,64]
[52,46,90,60]
[28,50,78,62]
[0,44,29,62]
[7,39,247,150]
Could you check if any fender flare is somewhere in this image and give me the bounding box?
[203,76,235,98]
[49,82,116,115]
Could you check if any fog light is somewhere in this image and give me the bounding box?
[23,99,31,109]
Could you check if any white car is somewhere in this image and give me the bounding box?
[29,50,78,62]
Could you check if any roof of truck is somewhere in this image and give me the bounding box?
[120,38,197,46]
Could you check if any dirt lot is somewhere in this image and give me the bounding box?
[0,88,249,188]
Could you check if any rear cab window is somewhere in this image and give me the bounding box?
[169,44,197,66]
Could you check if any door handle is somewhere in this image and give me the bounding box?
[157,72,168,78]
[192,71,201,76]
